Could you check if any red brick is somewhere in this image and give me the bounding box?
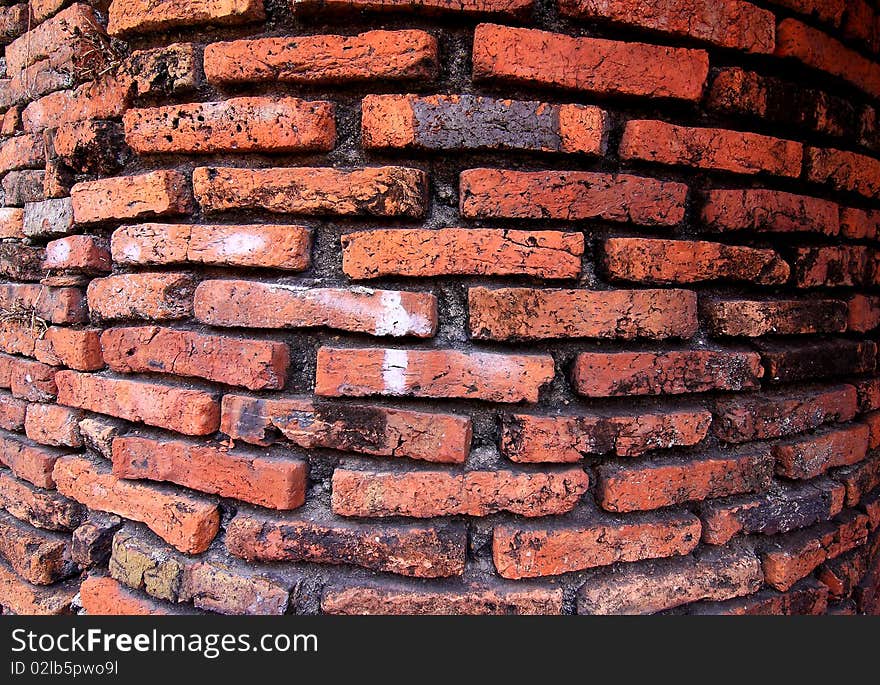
[322,582,564,615]
[342,228,583,280]
[766,0,844,25]
[0,208,24,239]
[4,4,107,74]
[56,371,220,436]
[757,339,876,383]
[22,75,131,133]
[111,223,311,271]
[459,168,688,226]
[760,511,870,590]
[0,393,26,431]
[9,358,58,402]
[25,404,82,448]
[221,394,472,463]
[204,30,438,85]
[194,166,427,217]
[834,453,880,506]
[701,297,847,337]
[472,24,708,102]
[0,559,76,614]
[500,409,712,461]
[0,59,74,112]
[572,349,763,397]
[55,455,220,554]
[80,576,190,615]
[101,326,289,391]
[0,430,68,489]
[469,287,697,341]
[0,4,27,41]
[112,436,307,510]
[0,470,84,531]
[620,120,803,177]
[0,510,75,585]
[0,243,44,281]
[713,384,858,443]
[87,272,195,322]
[840,207,880,239]
[34,327,103,371]
[331,467,588,517]
[226,511,466,578]
[4,170,46,206]
[577,546,763,615]
[71,170,193,224]
[121,43,201,97]
[0,134,45,173]
[1,107,22,136]
[108,0,265,36]
[363,94,608,155]
[856,378,880,412]
[818,543,872,599]
[807,146,880,198]
[775,18,880,99]
[597,448,773,513]
[315,347,554,403]
[43,236,111,273]
[862,411,880,450]
[194,280,437,338]
[71,513,122,569]
[294,0,532,16]
[561,0,774,53]
[686,578,829,615]
[0,321,39,358]
[773,423,869,479]
[793,245,868,287]
[124,97,335,154]
[492,511,701,579]
[603,238,789,285]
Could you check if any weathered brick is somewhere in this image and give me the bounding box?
[122,43,202,96]
[112,223,311,270]
[342,228,583,280]
[500,409,712,461]
[492,511,701,579]
[5,4,106,73]
[0,510,75,584]
[597,448,774,513]
[0,4,27,41]
[0,559,76,615]
[773,423,870,479]
[713,384,858,443]
[331,467,588,517]
[108,0,265,36]
[572,349,763,397]
[699,479,846,544]
[71,170,193,224]
[460,168,687,225]
[43,236,111,273]
[0,243,44,281]
[560,0,775,53]
[620,121,803,177]
[221,395,472,463]
[818,542,872,599]
[775,18,880,100]
[766,0,844,25]
[834,453,880,506]
[363,95,608,155]
[124,97,335,154]
[793,245,868,287]
[71,513,122,568]
[194,280,437,338]
[54,455,220,554]
[108,529,185,602]
[701,297,847,336]
[0,134,45,173]
[294,0,532,16]
[0,208,24,239]
[112,436,306,510]
[3,171,46,206]
[23,197,74,238]
[0,470,84,531]
[0,429,68,489]
[840,207,880,240]
[9,358,58,402]
[25,404,82,448]
[183,560,291,615]
[603,238,789,285]
[22,76,131,133]
[855,378,880,412]
[34,327,103,371]
[468,287,697,341]
[194,166,427,217]
[56,371,220,436]
[757,339,876,383]
[686,578,829,615]
[204,30,438,85]
[0,393,26,431]
[315,347,554,403]
[87,272,195,322]
[807,146,880,198]
[101,326,289,391]
[226,511,466,578]
[51,120,124,175]
[760,511,870,590]
[577,546,764,615]
[472,24,708,101]
[80,576,190,615]
[322,582,564,615]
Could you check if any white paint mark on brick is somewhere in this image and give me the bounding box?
[381,349,409,395]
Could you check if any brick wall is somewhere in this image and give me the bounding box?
[0,0,879,615]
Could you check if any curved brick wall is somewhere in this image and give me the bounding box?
[0,0,879,616]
